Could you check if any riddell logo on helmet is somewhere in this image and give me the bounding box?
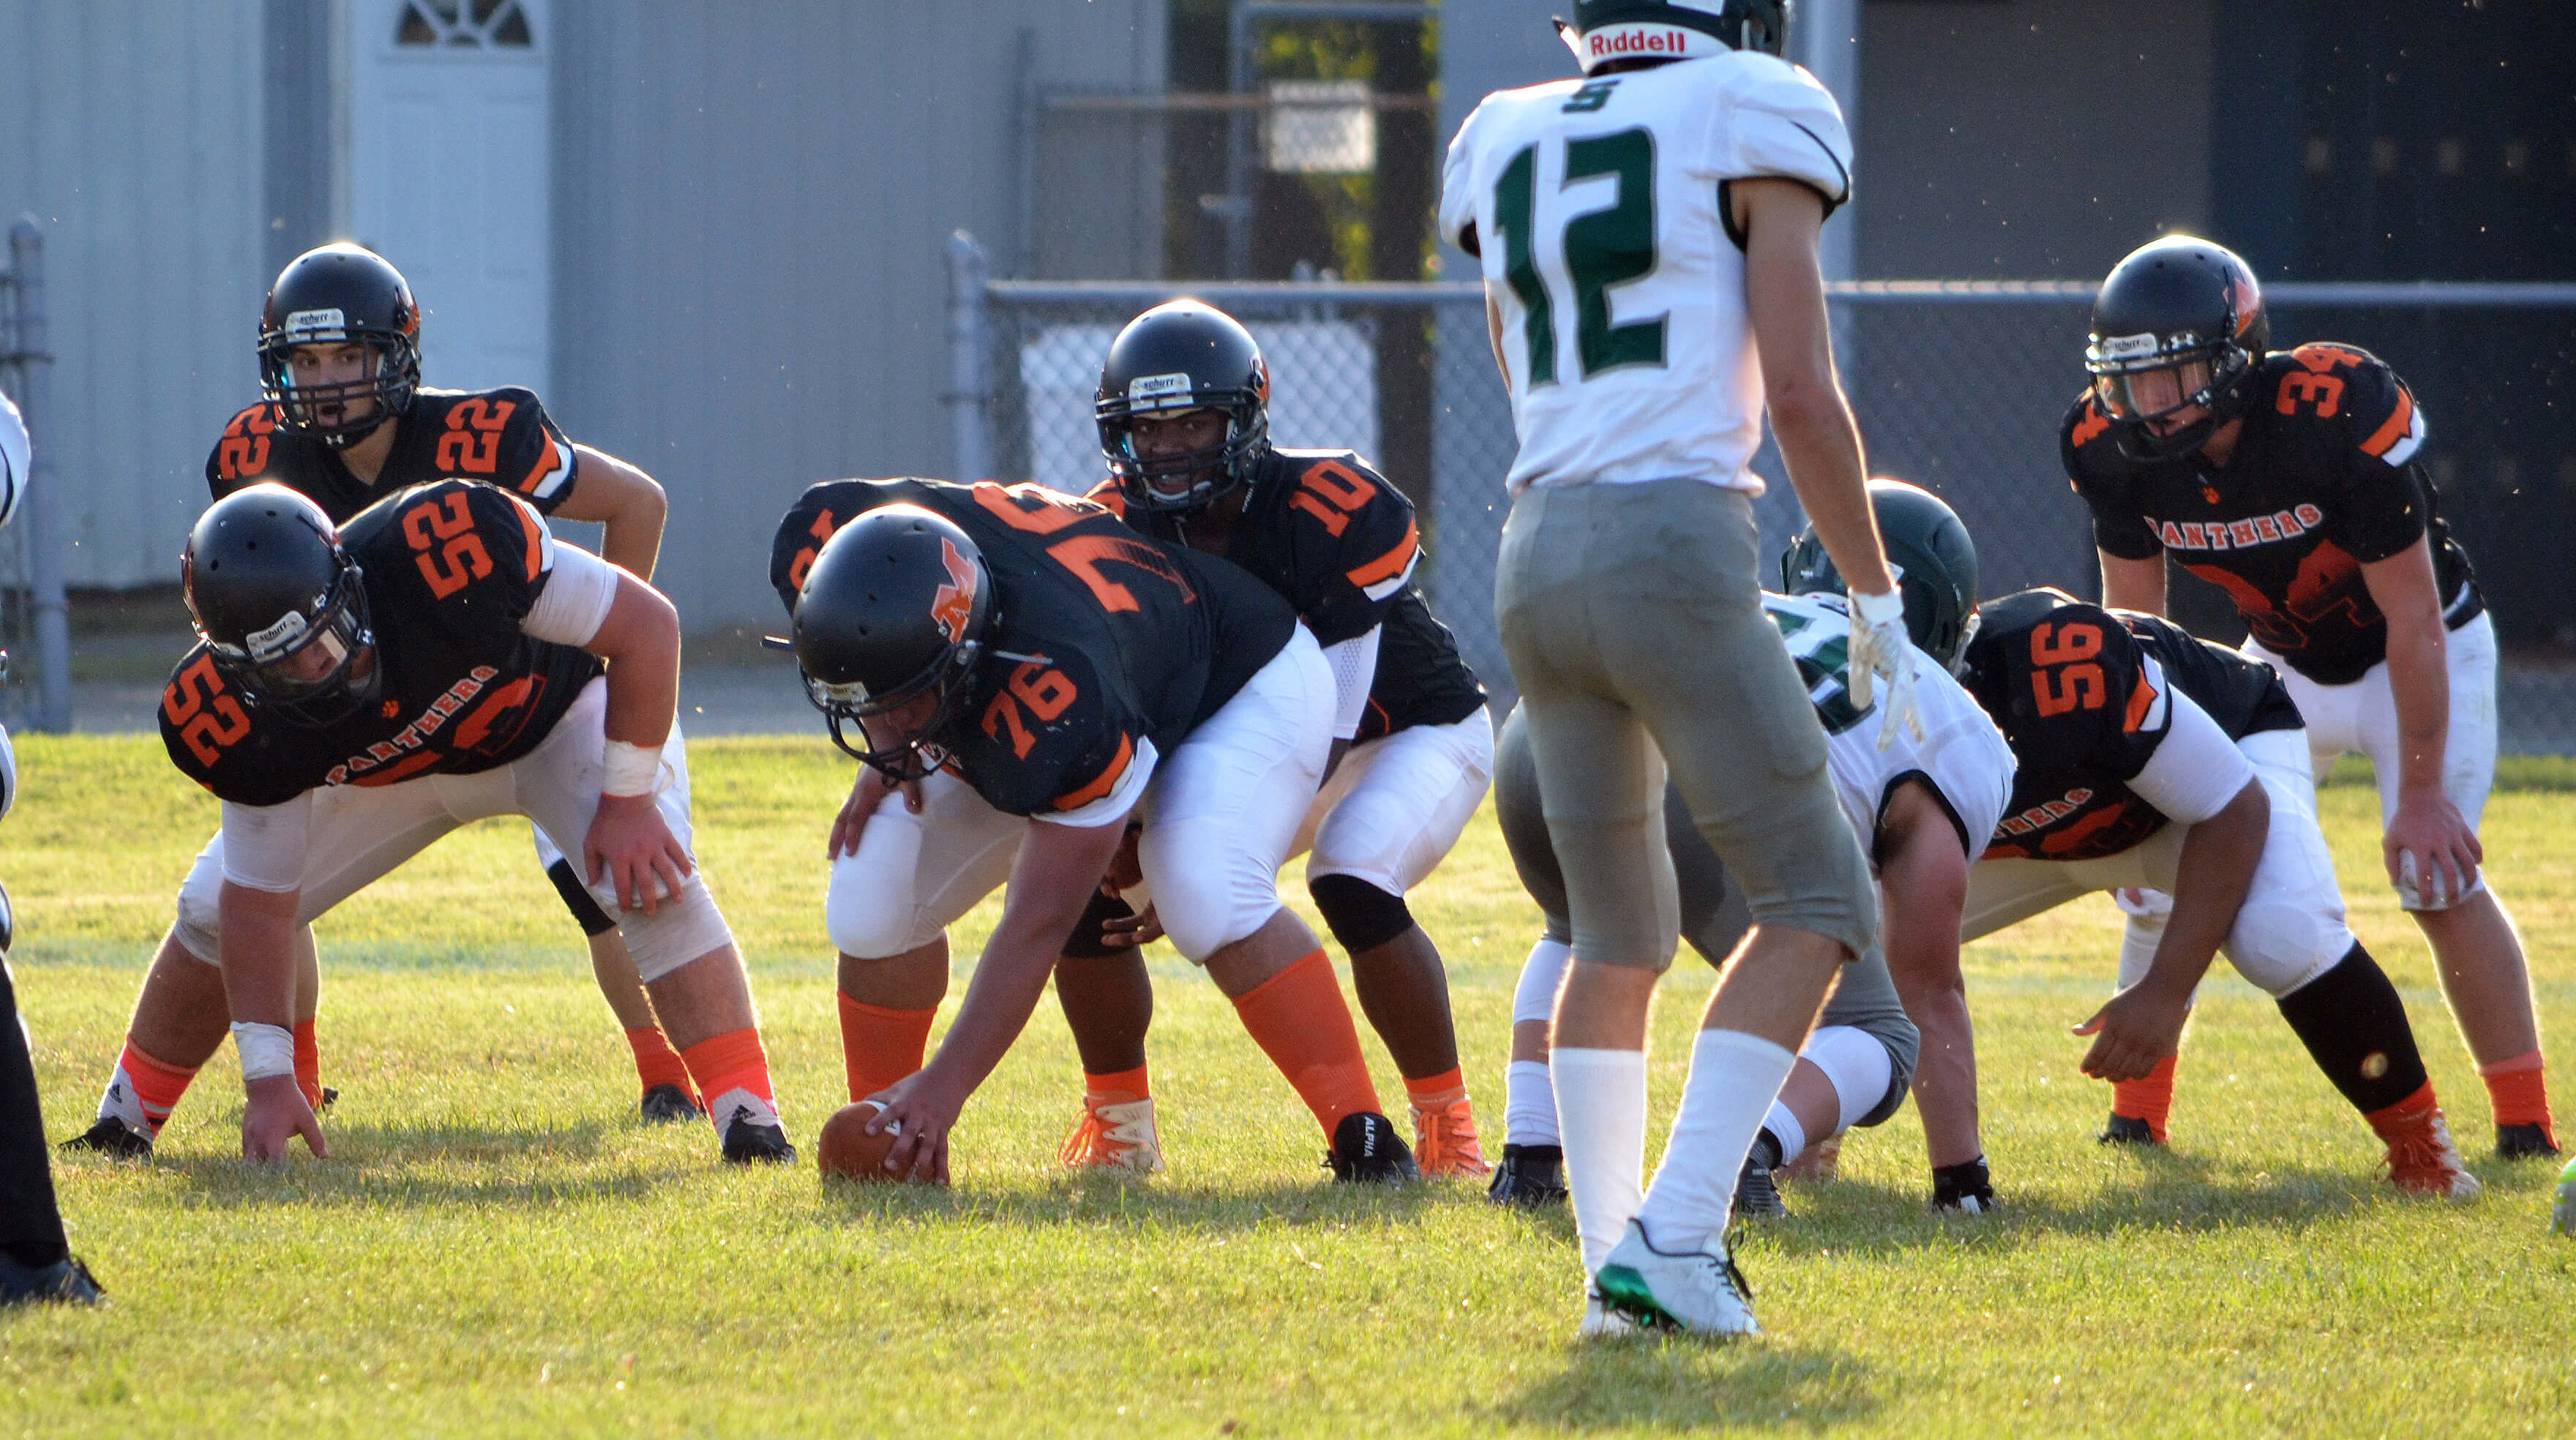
[931,538,978,645]
[1587,24,1702,61]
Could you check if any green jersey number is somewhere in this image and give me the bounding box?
[1770,607,1873,736]
[1490,127,1669,390]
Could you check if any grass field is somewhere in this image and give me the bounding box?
[4,735,2574,1436]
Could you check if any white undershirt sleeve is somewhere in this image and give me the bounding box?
[2127,688,2255,826]
[520,541,620,648]
[1321,626,1382,741]
[220,793,315,893]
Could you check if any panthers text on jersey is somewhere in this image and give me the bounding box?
[1964,588,2299,863]
[1762,591,2014,862]
[1089,449,1485,743]
[209,385,578,524]
[1438,50,1850,494]
[2062,343,2481,686]
[162,481,602,808]
[771,479,1298,820]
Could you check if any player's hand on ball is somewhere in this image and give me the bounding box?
[587,792,692,914]
[1846,587,1926,751]
[2072,980,2190,1082]
[864,1070,965,1186]
[2384,792,2481,910]
[241,1072,327,1163]
[828,765,922,860]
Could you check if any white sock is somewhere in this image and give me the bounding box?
[1759,1103,1807,1169]
[1636,1029,1797,1255]
[97,1062,154,1134]
[1551,1047,1648,1276]
[1505,1060,1561,1147]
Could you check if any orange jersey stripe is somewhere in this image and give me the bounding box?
[2359,386,2415,459]
[512,493,546,581]
[2124,672,2159,733]
[1345,515,1419,588]
[1053,732,1134,812]
[517,439,564,496]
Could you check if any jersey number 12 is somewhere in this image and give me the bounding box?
[1491,127,1668,388]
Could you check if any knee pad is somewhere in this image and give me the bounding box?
[2225,896,2350,998]
[1308,873,1414,955]
[546,856,619,938]
[173,862,225,966]
[617,875,735,982]
[1801,1024,1901,1133]
[825,856,935,961]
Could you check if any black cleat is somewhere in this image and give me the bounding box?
[2496,1122,2561,1160]
[0,1254,102,1308]
[317,1087,339,1114]
[1930,1155,1999,1215]
[1326,1111,1419,1185]
[640,1083,703,1125]
[58,1117,153,1161]
[719,1109,796,1166]
[1486,1143,1568,1208]
[2097,1114,2161,1147]
[1733,1131,1786,1220]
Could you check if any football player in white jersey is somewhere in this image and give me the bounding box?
[1440,0,1915,1337]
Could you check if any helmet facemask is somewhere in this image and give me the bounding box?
[2083,333,2254,463]
[1100,384,1270,517]
[189,552,382,725]
[803,636,983,785]
[261,331,421,449]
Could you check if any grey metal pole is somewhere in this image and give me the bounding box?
[9,220,69,735]
[946,231,992,484]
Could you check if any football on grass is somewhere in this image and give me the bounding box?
[818,1100,910,1185]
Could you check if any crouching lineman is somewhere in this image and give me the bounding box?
[1491,482,2013,1220]
[67,481,789,1164]
[775,479,1417,1182]
[1057,301,1496,1177]
[1939,583,2477,1203]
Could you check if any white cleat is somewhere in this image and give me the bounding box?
[1579,1289,1639,1339]
[1592,1220,1759,1338]
[1059,1095,1167,1176]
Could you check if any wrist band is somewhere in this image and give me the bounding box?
[601,739,662,798]
[231,1021,295,1083]
[1851,587,1905,626]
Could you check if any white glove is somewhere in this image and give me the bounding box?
[1846,587,1925,751]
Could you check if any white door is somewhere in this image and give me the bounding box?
[349,0,551,395]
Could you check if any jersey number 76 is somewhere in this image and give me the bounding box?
[1491,127,1669,387]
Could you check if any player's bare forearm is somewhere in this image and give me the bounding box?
[1879,790,1982,1166]
[583,571,681,749]
[2149,781,2266,997]
[217,881,304,1029]
[1740,177,1893,599]
[556,445,668,581]
[2362,544,2452,799]
[2099,550,2168,617]
[921,817,1130,1100]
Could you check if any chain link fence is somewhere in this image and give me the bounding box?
[951,242,2576,754]
[0,219,70,733]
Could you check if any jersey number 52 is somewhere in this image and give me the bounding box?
[1491,128,1669,387]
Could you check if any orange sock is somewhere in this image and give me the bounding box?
[292,1019,322,1110]
[2364,1079,2441,1135]
[2478,1050,2554,1141]
[679,1028,780,1129]
[1084,1062,1151,1103]
[110,1037,199,1135]
[1229,950,1382,1137]
[624,1025,696,1099]
[1402,1065,1468,1112]
[839,994,935,1102]
[2111,1054,2178,1143]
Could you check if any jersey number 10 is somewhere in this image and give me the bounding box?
[1491,127,1669,388]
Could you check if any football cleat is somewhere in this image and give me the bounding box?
[719,1114,798,1166]
[1579,1288,1639,1339]
[2097,1114,2161,1147]
[1733,1132,1786,1220]
[1058,1093,1166,1175]
[1409,1095,1491,1180]
[2375,1105,2480,1201]
[639,1083,703,1125]
[1930,1156,1999,1215]
[58,1117,153,1161]
[0,1254,102,1308]
[317,1087,339,1113]
[1486,1143,1568,1209]
[1325,1111,1418,1185]
[2496,1122,2561,1161]
[1593,1220,1758,1338]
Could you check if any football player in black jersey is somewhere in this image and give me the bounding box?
[1053,301,1496,1179]
[1944,585,2476,1202]
[58,482,788,1166]
[774,479,1416,1183]
[111,241,702,1141]
[2064,236,2552,1160]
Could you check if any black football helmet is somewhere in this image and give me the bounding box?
[258,243,422,449]
[1556,0,1786,72]
[2083,236,2269,462]
[183,484,378,723]
[1781,478,1982,674]
[790,503,996,781]
[1095,300,1271,517]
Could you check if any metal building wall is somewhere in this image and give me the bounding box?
[547,2,1167,631]
[0,3,266,591]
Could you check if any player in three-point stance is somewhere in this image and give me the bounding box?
[63,244,697,1161]
[78,481,791,1165]
[1053,300,1496,1179]
[1492,483,2009,1223]
[1442,0,1917,1335]
[775,479,1418,1183]
[2067,236,2554,1160]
